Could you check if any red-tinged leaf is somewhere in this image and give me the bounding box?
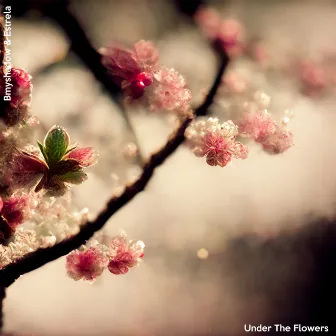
[64,147,98,167]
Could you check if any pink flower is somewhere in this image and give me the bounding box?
[223,72,248,93]
[195,8,244,57]
[202,132,248,167]
[195,7,221,40]
[133,40,159,70]
[297,60,327,96]
[238,110,277,143]
[186,118,248,167]
[0,193,31,229]
[107,235,145,275]
[149,67,192,113]
[261,125,294,154]
[66,246,108,282]
[237,99,293,154]
[217,19,245,57]
[101,40,159,99]
[11,68,33,107]
[0,67,32,126]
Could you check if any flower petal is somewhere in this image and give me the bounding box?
[65,147,98,167]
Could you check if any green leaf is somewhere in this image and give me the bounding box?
[57,170,88,185]
[37,141,48,163]
[44,126,70,166]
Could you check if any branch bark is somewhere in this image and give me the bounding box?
[0,49,228,288]
[0,287,5,332]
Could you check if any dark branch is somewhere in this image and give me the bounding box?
[41,2,121,98]
[0,50,229,288]
[195,45,229,116]
[0,116,192,287]
[0,287,5,332]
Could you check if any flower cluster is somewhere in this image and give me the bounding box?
[238,92,293,154]
[65,233,145,282]
[9,126,97,196]
[0,67,33,127]
[185,117,248,167]
[195,7,245,57]
[101,40,192,114]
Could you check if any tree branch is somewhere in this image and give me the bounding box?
[0,287,5,332]
[0,48,228,288]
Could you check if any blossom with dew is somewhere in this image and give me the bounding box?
[10,125,97,196]
[102,40,192,114]
[0,67,33,127]
[185,117,248,167]
[101,40,159,99]
[149,67,192,113]
[107,233,145,275]
[66,246,109,282]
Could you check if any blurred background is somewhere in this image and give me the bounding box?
[3,0,336,335]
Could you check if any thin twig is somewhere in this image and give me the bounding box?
[0,50,229,288]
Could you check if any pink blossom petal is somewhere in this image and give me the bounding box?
[133,40,159,69]
[1,193,31,229]
[65,147,98,167]
[102,46,141,81]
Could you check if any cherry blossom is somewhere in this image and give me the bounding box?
[261,125,294,154]
[238,109,277,143]
[195,7,245,57]
[297,59,327,96]
[10,68,33,107]
[101,40,159,99]
[0,67,33,127]
[149,67,192,113]
[102,41,192,114]
[65,233,145,281]
[223,72,249,93]
[107,234,145,275]
[66,246,108,282]
[0,192,37,242]
[185,117,248,167]
[194,7,221,40]
[237,93,293,154]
